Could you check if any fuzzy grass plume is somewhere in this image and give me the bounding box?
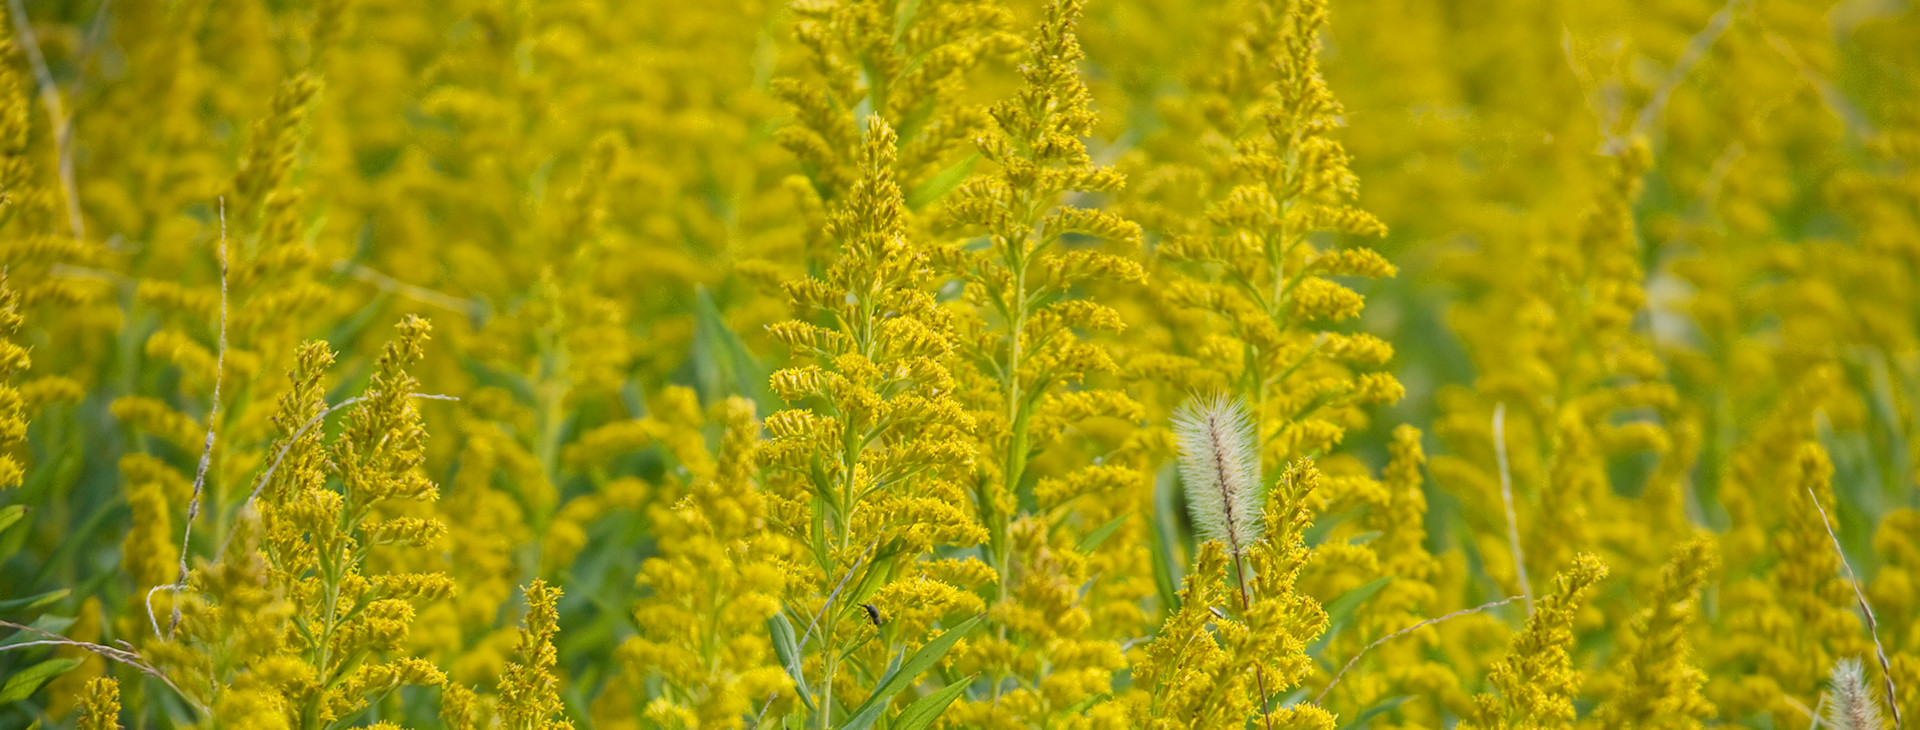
[1826,658,1888,730]
[1173,394,1265,558]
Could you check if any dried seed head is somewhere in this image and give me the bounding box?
[1825,658,1886,730]
[1172,394,1264,557]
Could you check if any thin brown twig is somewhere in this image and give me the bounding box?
[0,619,204,713]
[1757,26,1875,141]
[155,200,230,639]
[1805,482,1904,728]
[1314,595,1525,705]
[1617,0,1741,152]
[331,260,477,317]
[1493,403,1533,614]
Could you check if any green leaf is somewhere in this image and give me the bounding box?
[767,612,814,712]
[1078,512,1131,554]
[890,674,975,730]
[0,589,70,615]
[1337,696,1409,730]
[687,286,771,408]
[0,657,83,704]
[840,614,986,730]
[1149,464,1185,613]
[810,493,831,570]
[906,154,978,210]
[1052,692,1109,721]
[1345,530,1383,546]
[0,505,24,537]
[1309,577,1391,659]
[847,554,895,605]
[892,0,924,38]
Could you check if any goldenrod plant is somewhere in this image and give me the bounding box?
[0,275,28,491]
[0,0,1917,728]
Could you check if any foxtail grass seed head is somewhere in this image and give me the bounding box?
[1826,658,1887,730]
[1173,395,1264,557]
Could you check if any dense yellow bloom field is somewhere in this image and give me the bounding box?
[0,0,1916,727]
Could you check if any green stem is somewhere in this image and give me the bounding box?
[820,614,838,729]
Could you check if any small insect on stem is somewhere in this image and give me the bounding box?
[861,603,883,627]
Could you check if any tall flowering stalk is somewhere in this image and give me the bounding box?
[113,69,347,619]
[1127,460,1333,729]
[932,0,1150,722]
[499,580,573,730]
[762,115,986,727]
[1590,538,1717,728]
[943,0,1144,584]
[0,275,26,491]
[147,318,454,728]
[1463,554,1609,729]
[1126,0,1399,461]
[615,396,794,728]
[443,579,576,730]
[777,0,1019,207]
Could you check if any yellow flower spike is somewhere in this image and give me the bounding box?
[620,396,797,728]
[1744,443,1879,703]
[1126,459,1328,729]
[499,579,573,730]
[761,111,989,725]
[75,677,122,730]
[230,75,322,225]
[1467,553,1609,730]
[1591,537,1717,729]
[122,478,180,597]
[0,274,27,489]
[1119,0,1398,506]
[779,0,1017,201]
[0,28,26,190]
[137,318,456,728]
[439,681,490,730]
[924,2,1156,720]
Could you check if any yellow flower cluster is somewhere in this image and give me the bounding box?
[614,396,792,728]
[135,318,452,728]
[1464,554,1609,729]
[1127,461,1333,730]
[443,579,576,730]
[0,274,27,489]
[760,110,988,727]
[1121,0,1397,460]
[77,677,120,730]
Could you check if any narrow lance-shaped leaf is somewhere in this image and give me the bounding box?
[840,613,986,730]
